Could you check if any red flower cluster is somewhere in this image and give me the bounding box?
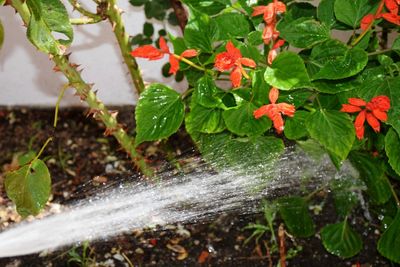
[131,37,197,74]
[214,41,256,88]
[361,0,400,30]
[253,87,296,134]
[341,96,391,140]
[252,1,286,64]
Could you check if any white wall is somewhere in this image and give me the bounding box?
[0,1,183,106]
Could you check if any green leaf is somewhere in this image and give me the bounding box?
[251,70,270,106]
[181,0,228,15]
[349,152,392,204]
[18,151,37,166]
[317,0,336,28]
[26,0,73,55]
[378,209,400,264]
[144,1,167,20]
[278,196,315,237]
[284,111,309,140]
[223,101,271,137]
[192,76,223,108]
[129,0,146,6]
[264,52,311,90]
[321,221,362,258]
[385,128,400,177]
[285,2,317,22]
[247,31,263,46]
[309,40,368,80]
[185,102,225,134]
[143,22,154,37]
[313,78,361,94]
[0,19,4,51]
[135,84,184,145]
[278,18,330,48]
[334,0,376,28]
[5,159,51,217]
[213,13,250,40]
[306,110,355,161]
[184,11,217,52]
[331,178,361,218]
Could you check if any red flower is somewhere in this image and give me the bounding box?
[360,14,375,30]
[268,39,285,65]
[252,1,286,44]
[340,96,391,140]
[131,37,198,74]
[253,87,296,134]
[360,0,400,30]
[214,41,256,88]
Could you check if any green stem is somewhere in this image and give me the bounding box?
[33,137,53,162]
[173,54,216,76]
[70,17,103,25]
[11,0,154,177]
[68,0,101,19]
[105,0,145,95]
[386,176,400,207]
[367,49,393,56]
[54,84,70,128]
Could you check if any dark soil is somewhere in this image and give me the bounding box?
[0,107,395,267]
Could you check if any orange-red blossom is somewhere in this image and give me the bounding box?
[360,0,400,30]
[253,87,296,134]
[341,96,391,140]
[130,37,198,74]
[214,41,256,88]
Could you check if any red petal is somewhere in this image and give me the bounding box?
[340,104,362,113]
[356,125,365,140]
[230,67,242,88]
[252,6,269,17]
[360,14,375,30]
[131,46,164,60]
[272,39,285,50]
[381,13,400,25]
[226,41,242,59]
[159,36,170,54]
[271,112,285,134]
[372,109,388,122]
[275,1,287,14]
[169,55,180,74]
[214,52,235,71]
[240,58,256,68]
[262,24,275,44]
[369,95,391,111]
[355,110,366,139]
[385,0,399,14]
[181,49,198,58]
[268,49,278,65]
[254,105,273,119]
[277,103,296,117]
[366,112,381,132]
[269,87,279,104]
[263,3,276,24]
[348,98,366,106]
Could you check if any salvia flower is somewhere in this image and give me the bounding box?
[131,37,198,74]
[252,0,286,44]
[340,96,391,140]
[253,87,296,134]
[268,39,285,65]
[214,41,256,88]
[360,0,400,30]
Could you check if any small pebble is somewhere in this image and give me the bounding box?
[113,253,125,262]
[135,248,144,254]
[194,240,200,245]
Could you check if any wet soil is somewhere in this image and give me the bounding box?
[0,107,395,267]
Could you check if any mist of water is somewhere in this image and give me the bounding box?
[0,147,357,258]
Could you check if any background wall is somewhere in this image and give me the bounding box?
[0,1,183,106]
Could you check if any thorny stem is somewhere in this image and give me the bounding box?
[68,0,101,20]
[70,17,103,25]
[105,0,145,95]
[11,0,154,177]
[351,0,385,47]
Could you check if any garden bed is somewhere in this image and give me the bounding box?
[0,107,393,267]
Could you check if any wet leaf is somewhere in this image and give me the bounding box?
[378,209,400,263]
[278,18,330,48]
[264,52,311,90]
[284,111,309,140]
[192,76,223,108]
[278,196,315,237]
[185,102,225,134]
[223,101,271,137]
[334,0,376,28]
[306,110,355,161]
[213,13,251,40]
[5,159,51,217]
[321,220,362,258]
[385,128,400,177]
[135,84,184,145]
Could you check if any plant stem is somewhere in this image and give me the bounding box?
[34,137,53,162]
[54,83,70,128]
[105,0,145,95]
[351,0,385,47]
[11,0,154,177]
[172,54,213,74]
[367,49,393,56]
[70,17,103,25]
[68,0,101,19]
[169,0,188,33]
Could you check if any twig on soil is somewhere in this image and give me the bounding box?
[278,224,286,267]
